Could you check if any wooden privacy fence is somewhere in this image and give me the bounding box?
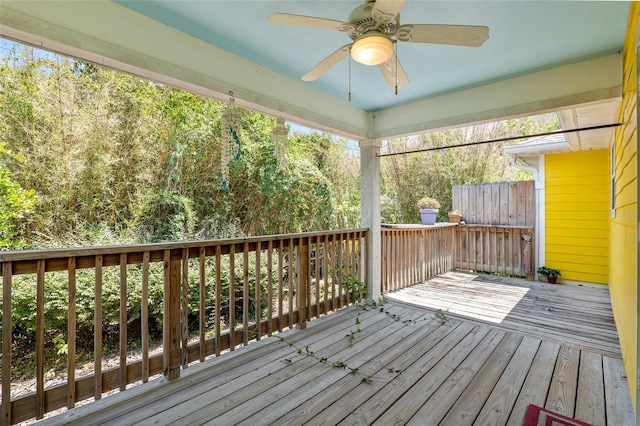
[381,224,534,292]
[0,229,367,425]
[452,181,535,226]
[455,225,534,277]
[381,225,457,292]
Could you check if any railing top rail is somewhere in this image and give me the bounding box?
[0,228,369,262]
[381,223,458,230]
[458,224,534,229]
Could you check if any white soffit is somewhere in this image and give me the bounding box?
[558,98,621,150]
[503,97,620,167]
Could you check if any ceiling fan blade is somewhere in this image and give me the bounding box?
[301,44,352,82]
[378,52,409,90]
[371,0,407,23]
[397,24,489,47]
[268,13,350,31]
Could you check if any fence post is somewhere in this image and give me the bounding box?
[163,251,181,380]
[297,238,308,330]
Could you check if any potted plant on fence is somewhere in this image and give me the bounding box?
[448,210,462,223]
[417,196,440,225]
[536,266,561,284]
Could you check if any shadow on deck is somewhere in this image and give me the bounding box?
[39,271,634,425]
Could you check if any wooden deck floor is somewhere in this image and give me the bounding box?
[40,271,634,426]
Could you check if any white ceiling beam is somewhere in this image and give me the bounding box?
[373,54,622,140]
[0,1,369,140]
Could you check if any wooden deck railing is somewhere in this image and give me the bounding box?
[380,224,534,292]
[455,224,534,278]
[0,229,368,425]
[381,224,457,292]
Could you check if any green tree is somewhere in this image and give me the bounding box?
[0,143,36,249]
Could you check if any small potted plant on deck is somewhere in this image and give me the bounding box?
[417,196,440,225]
[536,266,561,284]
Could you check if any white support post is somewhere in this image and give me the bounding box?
[360,138,382,300]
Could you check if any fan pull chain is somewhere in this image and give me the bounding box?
[395,42,398,96]
[348,53,352,102]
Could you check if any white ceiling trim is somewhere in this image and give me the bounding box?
[374,54,622,139]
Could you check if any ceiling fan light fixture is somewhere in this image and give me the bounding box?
[351,34,393,66]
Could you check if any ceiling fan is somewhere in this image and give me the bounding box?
[268,0,489,92]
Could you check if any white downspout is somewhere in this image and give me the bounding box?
[509,155,545,279]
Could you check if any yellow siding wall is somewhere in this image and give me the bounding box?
[611,1,639,406]
[546,150,610,284]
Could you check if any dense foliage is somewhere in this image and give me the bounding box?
[0,45,360,250]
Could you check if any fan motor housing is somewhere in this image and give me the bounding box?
[347,3,399,40]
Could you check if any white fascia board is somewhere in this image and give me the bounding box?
[373,54,622,140]
[0,1,368,141]
[503,140,570,156]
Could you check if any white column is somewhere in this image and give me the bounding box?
[360,138,382,300]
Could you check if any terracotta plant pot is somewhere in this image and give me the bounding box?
[547,276,558,284]
[448,213,462,223]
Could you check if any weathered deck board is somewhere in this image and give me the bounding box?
[38,272,635,426]
[546,345,580,416]
[576,351,606,425]
[385,271,621,357]
[506,340,560,424]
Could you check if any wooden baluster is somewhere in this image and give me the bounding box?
[277,240,284,332]
[343,233,350,303]
[403,230,407,286]
[181,249,189,367]
[94,255,103,399]
[243,242,249,346]
[141,252,150,382]
[381,230,386,293]
[424,229,429,282]
[36,260,45,419]
[337,235,343,307]
[163,250,181,380]
[364,230,369,291]
[199,247,206,362]
[409,230,413,285]
[314,236,320,317]
[416,230,421,283]
[255,244,261,341]
[229,244,235,351]
[394,231,399,288]
[351,232,357,284]
[119,253,127,391]
[288,239,294,329]
[404,230,408,286]
[507,228,514,276]
[215,245,222,357]
[297,237,308,330]
[322,235,329,314]
[306,238,311,317]
[2,261,12,426]
[330,234,337,310]
[266,240,273,335]
[67,258,77,407]
[398,230,403,289]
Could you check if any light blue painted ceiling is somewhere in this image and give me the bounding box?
[115,1,628,112]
